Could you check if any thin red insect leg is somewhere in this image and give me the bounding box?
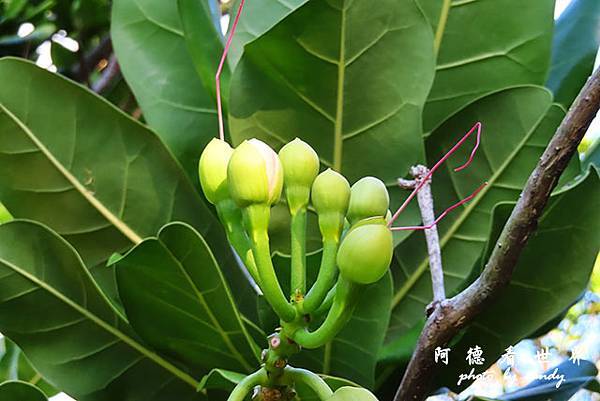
[390,181,488,231]
[216,0,246,141]
[453,122,482,172]
[387,121,482,227]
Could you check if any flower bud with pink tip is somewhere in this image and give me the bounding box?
[228,139,284,207]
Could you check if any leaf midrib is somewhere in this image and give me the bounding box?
[332,3,347,172]
[161,240,255,372]
[433,0,452,55]
[0,103,143,245]
[326,2,348,362]
[0,257,198,388]
[391,105,551,308]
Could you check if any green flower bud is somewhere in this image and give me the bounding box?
[312,169,350,215]
[328,387,378,401]
[348,216,387,231]
[311,169,350,241]
[336,223,393,285]
[279,138,320,213]
[347,177,389,224]
[198,138,233,205]
[228,139,284,207]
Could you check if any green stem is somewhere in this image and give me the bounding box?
[216,199,260,284]
[286,367,333,400]
[292,277,362,349]
[313,285,336,318]
[303,238,338,312]
[227,368,268,401]
[244,204,297,322]
[290,209,307,296]
[263,331,301,381]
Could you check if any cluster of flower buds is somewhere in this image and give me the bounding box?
[199,137,393,347]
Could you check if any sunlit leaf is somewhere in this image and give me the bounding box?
[419,0,554,133]
[0,58,254,315]
[112,0,220,180]
[226,0,306,67]
[229,0,435,184]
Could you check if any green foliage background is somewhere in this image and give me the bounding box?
[0,0,599,400]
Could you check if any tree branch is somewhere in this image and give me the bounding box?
[398,165,446,305]
[393,67,600,401]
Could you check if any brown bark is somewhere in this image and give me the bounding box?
[393,67,600,401]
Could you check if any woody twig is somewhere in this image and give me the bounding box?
[393,67,600,401]
[398,165,446,307]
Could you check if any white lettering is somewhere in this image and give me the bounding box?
[537,368,565,389]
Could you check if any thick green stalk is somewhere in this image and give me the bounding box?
[314,285,336,317]
[216,199,260,283]
[290,208,307,296]
[227,368,268,401]
[303,238,338,312]
[292,277,362,348]
[244,204,297,322]
[263,331,301,382]
[286,367,333,400]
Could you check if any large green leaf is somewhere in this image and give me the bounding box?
[116,222,259,374]
[0,58,207,267]
[420,0,554,133]
[0,58,253,312]
[388,86,578,341]
[0,220,203,400]
[293,273,392,389]
[547,0,600,108]
[226,0,307,67]
[229,0,435,184]
[0,337,57,397]
[178,0,228,108]
[436,170,600,391]
[0,381,47,401]
[111,0,220,180]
